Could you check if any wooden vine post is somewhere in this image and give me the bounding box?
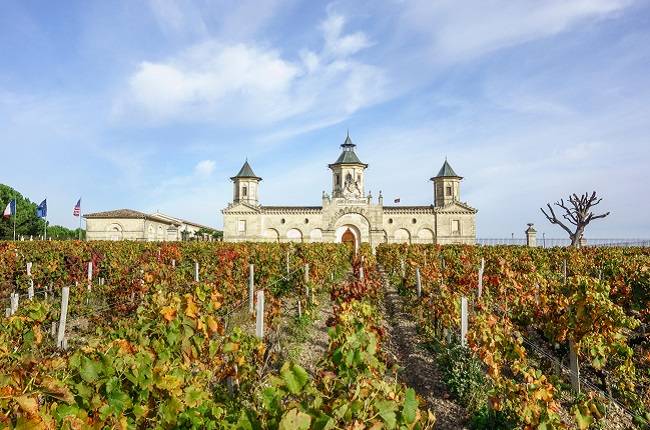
[460,296,468,347]
[415,267,422,298]
[27,262,34,300]
[477,258,484,298]
[569,340,581,393]
[87,261,93,291]
[194,262,200,282]
[304,264,310,302]
[248,264,255,314]
[57,287,70,349]
[255,290,265,339]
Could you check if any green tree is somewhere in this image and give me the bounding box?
[0,184,46,240]
[47,225,86,240]
[195,227,223,240]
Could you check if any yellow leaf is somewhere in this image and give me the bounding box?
[185,295,199,319]
[34,326,43,345]
[161,306,176,322]
[15,396,39,416]
[207,316,219,333]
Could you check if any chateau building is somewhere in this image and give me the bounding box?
[84,209,215,241]
[222,134,477,249]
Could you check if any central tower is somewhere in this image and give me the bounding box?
[328,133,368,199]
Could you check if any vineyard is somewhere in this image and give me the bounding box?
[0,241,649,429]
[377,244,650,429]
[0,241,434,429]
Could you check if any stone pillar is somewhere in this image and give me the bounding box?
[525,223,537,247]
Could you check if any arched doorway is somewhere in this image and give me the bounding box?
[342,228,355,251]
[335,223,361,252]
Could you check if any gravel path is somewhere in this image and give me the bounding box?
[379,269,469,430]
[296,294,334,374]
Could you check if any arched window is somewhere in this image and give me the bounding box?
[242,186,248,197]
[346,173,352,183]
[336,174,341,186]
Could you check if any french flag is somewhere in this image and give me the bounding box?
[3,200,15,219]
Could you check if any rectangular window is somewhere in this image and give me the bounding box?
[238,220,246,233]
[452,219,460,234]
[445,186,452,196]
[242,186,248,197]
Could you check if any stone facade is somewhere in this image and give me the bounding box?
[222,135,477,248]
[84,209,213,241]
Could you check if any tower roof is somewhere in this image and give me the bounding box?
[231,160,261,180]
[329,133,368,167]
[431,159,462,180]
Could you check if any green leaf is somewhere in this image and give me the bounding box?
[402,388,418,424]
[375,400,397,429]
[279,408,311,430]
[312,414,335,430]
[107,389,131,414]
[262,387,281,412]
[184,386,207,408]
[281,363,309,394]
[574,406,593,430]
[79,357,102,384]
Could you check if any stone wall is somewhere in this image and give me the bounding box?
[86,218,178,241]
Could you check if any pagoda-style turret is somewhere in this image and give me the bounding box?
[431,159,463,207]
[328,133,368,199]
[231,160,262,205]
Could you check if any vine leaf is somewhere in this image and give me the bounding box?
[279,408,311,430]
[402,388,418,424]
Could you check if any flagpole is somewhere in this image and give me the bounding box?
[13,199,16,241]
[78,198,82,240]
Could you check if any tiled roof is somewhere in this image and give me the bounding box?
[231,160,261,179]
[329,134,367,167]
[435,160,461,178]
[152,212,217,230]
[83,209,181,225]
[84,209,149,218]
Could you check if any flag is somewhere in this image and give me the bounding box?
[73,198,81,217]
[36,199,47,218]
[394,198,400,203]
[3,200,16,219]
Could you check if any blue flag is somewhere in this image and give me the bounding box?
[36,199,47,218]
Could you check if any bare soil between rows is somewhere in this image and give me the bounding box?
[379,268,470,430]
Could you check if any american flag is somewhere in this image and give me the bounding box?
[73,198,81,217]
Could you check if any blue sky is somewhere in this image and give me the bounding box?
[1,0,649,238]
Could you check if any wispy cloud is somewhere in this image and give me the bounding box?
[113,11,387,126]
[398,0,632,62]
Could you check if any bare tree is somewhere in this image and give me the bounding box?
[540,192,610,247]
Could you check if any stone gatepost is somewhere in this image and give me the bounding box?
[525,223,537,247]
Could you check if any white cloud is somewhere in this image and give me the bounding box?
[321,13,371,57]
[399,0,632,62]
[114,12,387,126]
[195,159,216,176]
